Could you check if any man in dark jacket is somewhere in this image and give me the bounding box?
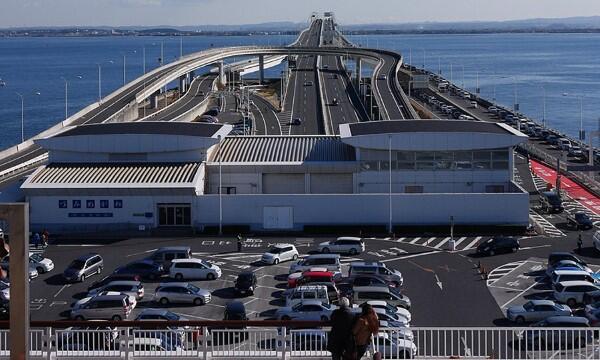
[328,297,355,360]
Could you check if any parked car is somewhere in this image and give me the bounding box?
[317,237,365,255]
[136,309,186,322]
[594,231,600,252]
[371,307,410,327]
[288,269,335,288]
[522,316,591,349]
[551,270,600,287]
[153,282,211,306]
[285,285,330,307]
[74,291,137,311]
[506,300,571,324]
[476,237,519,256]
[261,244,299,265]
[0,257,39,280]
[289,254,341,274]
[88,280,144,300]
[554,280,600,307]
[548,252,588,269]
[63,253,103,282]
[224,301,248,321]
[373,332,417,359]
[291,118,302,125]
[70,293,134,321]
[88,274,141,292]
[569,146,584,158]
[546,260,593,277]
[113,260,163,280]
[567,212,594,230]
[0,252,54,274]
[169,258,222,280]
[234,271,257,296]
[362,300,411,323]
[54,325,119,351]
[147,247,192,269]
[351,286,411,309]
[351,275,393,287]
[275,300,336,321]
[348,262,403,287]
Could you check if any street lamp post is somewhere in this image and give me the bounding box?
[97,64,102,102]
[541,85,547,128]
[123,54,127,85]
[60,77,68,120]
[16,92,24,142]
[218,135,223,236]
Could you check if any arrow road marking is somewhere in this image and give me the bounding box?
[434,273,443,290]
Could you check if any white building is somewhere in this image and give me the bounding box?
[21,120,529,233]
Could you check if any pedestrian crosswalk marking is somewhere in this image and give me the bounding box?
[463,236,482,251]
[453,237,468,247]
[408,237,422,244]
[433,237,451,249]
[395,237,406,242]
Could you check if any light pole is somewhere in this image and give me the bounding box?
[217,135,223,236]
[388,135,393,234]
[97,64,102,102]
[541,85,547,128]
[513,77,519,113]
[123,54,126,85]
[15,92,24,143]
[60,77,68,120]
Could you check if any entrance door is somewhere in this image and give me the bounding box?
[158,204,191,227]
[263,206,293,229]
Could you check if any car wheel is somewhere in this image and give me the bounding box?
[567,298,577,308]
[74,315,85,321]
[349,248,358,256]
[292,254,298,261]
[206,273,215,281]
[111,315,122,321]
[193,298,204,306]
[274,258,279,265]
[80,274,86,282]
[322,247,330,254]
[515,316,525,324]
[175,273,184,281]
[36,266,44,274]
[160,297,169,306]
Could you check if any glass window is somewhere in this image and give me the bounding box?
[416,151,435,161]
[405,185,424,193]
[114,200,123,208]
[492,161,509,170]
[99,200,109,208]
[86,200,95,209]
[492,150,509,161]
[397,152,415,162]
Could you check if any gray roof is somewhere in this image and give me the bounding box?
[29,163,200,185]
[56,122,224,138]
[210,136,355,163]
[347,120,510,136]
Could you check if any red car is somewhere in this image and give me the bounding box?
[288,270,334,288]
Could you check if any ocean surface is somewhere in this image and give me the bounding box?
[0,33,599,151]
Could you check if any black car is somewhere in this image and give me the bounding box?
[234,272,257,296]
[567,212,594,230]
[476,237,520,256]
[548,252,587,268]
[540,191,564,213]
[351,275,390,287]
[113,260,163,280]
[88,273,142,292]
[224,301,248,321]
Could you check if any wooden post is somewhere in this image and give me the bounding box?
[0,203,29,360]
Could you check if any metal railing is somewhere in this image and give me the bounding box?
[2,321,600,359]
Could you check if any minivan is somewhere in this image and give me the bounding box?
[551,270,600,287]
[70,293,133,321]
[63,253,104,282]
[351,286,411,309]
[348,262,403,287]
[169,258,222,281]
[554,281,600,307]
[540,191,564,213]
[286,285,330,307]
[317,237,365,255]
[147,247,191,268]
[289,254,341,274]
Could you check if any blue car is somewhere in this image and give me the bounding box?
[546,260,593,277]
[113,260,163,281]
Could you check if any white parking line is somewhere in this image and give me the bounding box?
[408,237,422,244]
[433,237,451,249]
[453,237,468,247]
[463,236,482,251]
[53,284,70,298]
[501,280,542,309]
[395,237,406,242]
[425,237,437,246]
[380,251,441,263]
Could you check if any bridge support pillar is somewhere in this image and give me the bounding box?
[179,75,187,94]
[355,57,362,89]
[218,60,226,85]
[150,90,161,109]
[259,55,265,84]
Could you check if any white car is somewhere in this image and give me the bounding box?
[373,332,417,359]
[554,280,600,307]
[87,280,144,300]
[261,244,299,265]
[378,321,414,341]
[169,258,222,280]
[362,300,411,323]
[317,237,365,255]
[275,300,337,321]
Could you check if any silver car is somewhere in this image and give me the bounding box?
[0,252,53,274]
[275,300,337,321]
[153,282,211,306]
[88,280,144,300]
[506,300,571,324]
[317,237,365,255]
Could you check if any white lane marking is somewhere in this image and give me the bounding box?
[520,245,552,251]
[395,237,406,242]
[380,251,442,263]
[501,280,543,309]
[425,237,436,246]
[434,273,443,290]
[453,237,468,247]
[408,237,422,244]
[126,248,157,258]
[56,244,104,247]
[54,284,70,298]
[463,236,482,251]
[433,237,451,249]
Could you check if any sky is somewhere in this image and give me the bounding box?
[2,0,600,27]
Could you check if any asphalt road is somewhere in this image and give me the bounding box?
[251,94,281,135]
[142,74,216,122]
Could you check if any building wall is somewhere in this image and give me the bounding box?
[193,191,529,230]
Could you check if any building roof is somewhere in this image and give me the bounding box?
[344,120,511,136]
[55,122,225,138]
[27,162,200,185]
[209,136,355,163]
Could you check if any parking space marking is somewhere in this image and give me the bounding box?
[425,237,436,246]
[453,237,468,247]
[395,237,406,242]
[486,261,526,286]
[380,250,441,263]
[53,284,70,298]
[408,237,422,244]
[463,236,482,251]
[500,280,543,309]
[433,237,451,249]
[126,248,157,258]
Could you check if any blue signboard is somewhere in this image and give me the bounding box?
[68,213,113,218]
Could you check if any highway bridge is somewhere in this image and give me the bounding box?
[0,15,416,181]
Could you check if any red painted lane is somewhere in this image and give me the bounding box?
[530,159,600,215]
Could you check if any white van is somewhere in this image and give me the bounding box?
[285,285,330,307]
[289,254,341,274]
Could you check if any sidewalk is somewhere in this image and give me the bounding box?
[530,159,600,215]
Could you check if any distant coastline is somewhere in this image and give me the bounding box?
[2,28,600,37]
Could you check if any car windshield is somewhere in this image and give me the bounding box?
[267,247,282,254]
[163,312,180,321]
[187,284,200,293]
[200,260,212,268]
[238,274,252,282]
[546,193,561,205]
[69,260,85,270]
[576,213,590,221]
[523,302,534,311]
[30,254,44,262]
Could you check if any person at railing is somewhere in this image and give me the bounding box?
[351,303,379,360]
[327,297,354,360]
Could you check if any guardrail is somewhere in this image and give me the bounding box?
[2,321,600,359]
[0,153,47,182]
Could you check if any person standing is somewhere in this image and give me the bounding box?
[237,234,243,252]
[578,233,583,253]
[327,297,355,360]
[352,304,379,360]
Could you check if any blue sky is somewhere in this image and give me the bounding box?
[2,0,600,27]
